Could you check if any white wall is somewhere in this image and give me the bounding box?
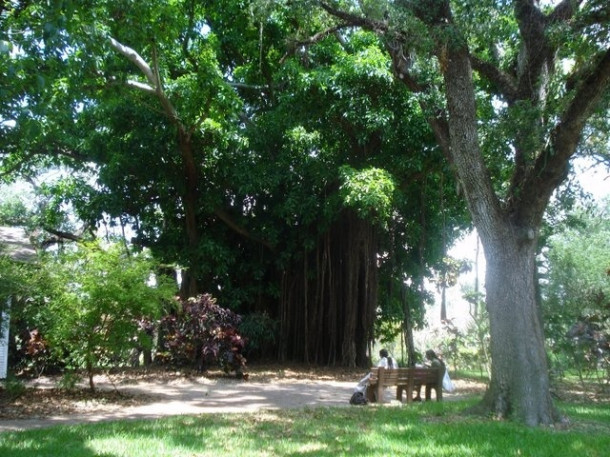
[0,308,9,379]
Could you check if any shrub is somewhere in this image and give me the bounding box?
[1,375,26,400]
[159,294,247,376]
[16,328,53,377]
[239,312,278,360]
[39,242,175,390]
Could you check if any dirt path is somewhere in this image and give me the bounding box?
[0,377,357,432]
[1,367,482,433]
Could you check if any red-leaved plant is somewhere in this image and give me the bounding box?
[160,294,247,376]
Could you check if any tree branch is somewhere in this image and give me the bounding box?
[570,2,610,33]
[108,37,157,87]
[387,41,452,159]
[1,142,87,178]
[520,47,610,217]
[40,227,85,248]
[513,0,552,101]
[318,1,386,31]
[228,82,271,91]
[383,13,452,161]
[108,37,181,125]
[548,0,585,23]
[470,56,519,104]
[554,48,610,159]
[125,80,156,93]
[279,24,352,64]
[151,45,181,125]
[214,208,275,252]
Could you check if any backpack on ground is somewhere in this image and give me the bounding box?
[349,391,368,405]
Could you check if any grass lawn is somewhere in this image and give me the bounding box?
[1,398,608,457]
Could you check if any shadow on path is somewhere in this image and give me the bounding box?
[0,379,355,432]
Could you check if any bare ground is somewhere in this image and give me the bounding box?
[0,365,483,432]
[2,364,603,433]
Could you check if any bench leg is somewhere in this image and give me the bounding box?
[406,380,415,404]
[376,383,385,404]
[365,384,376,403]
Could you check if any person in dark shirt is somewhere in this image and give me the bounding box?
[413,349,446,401]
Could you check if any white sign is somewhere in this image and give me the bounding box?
[0,310,8,379]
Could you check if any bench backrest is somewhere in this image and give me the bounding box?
[367,366,444,403]
[369,366,442,386]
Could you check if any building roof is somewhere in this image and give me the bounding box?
[0,226,37,261]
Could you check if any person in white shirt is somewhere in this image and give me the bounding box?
[353,349,398,395]
[377,348,399,369]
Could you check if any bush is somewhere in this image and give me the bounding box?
[38,242,175,390]
[1,376,26,400]
[239,312,278,360]
[159,294,247,376]
[541,203,610,389]
[15,328,53,377]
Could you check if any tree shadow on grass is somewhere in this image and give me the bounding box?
[2,404,609,457]
[2,411,384,457]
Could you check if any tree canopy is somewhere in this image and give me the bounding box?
[1,1,468,368]
[1,0,609,425]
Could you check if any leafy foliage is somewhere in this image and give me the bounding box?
[445,289,491,379]
[339,165,396,226]
[0,190,33,226]
[159,294,247,376]
[238,312,278,360]
[37,242,175,390]
[541,200,610,387]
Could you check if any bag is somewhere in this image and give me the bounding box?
[442,370,455,393]
[349,391,368,405]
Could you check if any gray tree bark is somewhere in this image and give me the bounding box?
[479,226,559,424]
[440,30,561,425]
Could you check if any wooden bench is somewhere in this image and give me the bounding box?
[365,367,443,404]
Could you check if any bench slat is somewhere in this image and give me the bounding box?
[366,367,444,404]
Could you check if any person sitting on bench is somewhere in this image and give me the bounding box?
[353,348,398,394]
[377,348,399,369]
[413,349,445,401]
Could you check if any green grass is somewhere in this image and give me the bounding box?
[1,399,609,457]
[452,369,490,382]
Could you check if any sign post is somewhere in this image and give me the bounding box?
[1,227,36,380]
[0,301,9,379]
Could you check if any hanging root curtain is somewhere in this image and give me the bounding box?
[278,210,378,367]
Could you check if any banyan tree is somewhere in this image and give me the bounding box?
[278,210,378,367]
[0,1,467,369]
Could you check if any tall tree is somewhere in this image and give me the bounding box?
[2,1,468,367]
[1,1,246,297]
[225,20,465,365]
[307,0,610,424]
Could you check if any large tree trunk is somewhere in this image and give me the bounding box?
[477,230,561,425]
[177,130,201,299]
[438,17,560,425]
